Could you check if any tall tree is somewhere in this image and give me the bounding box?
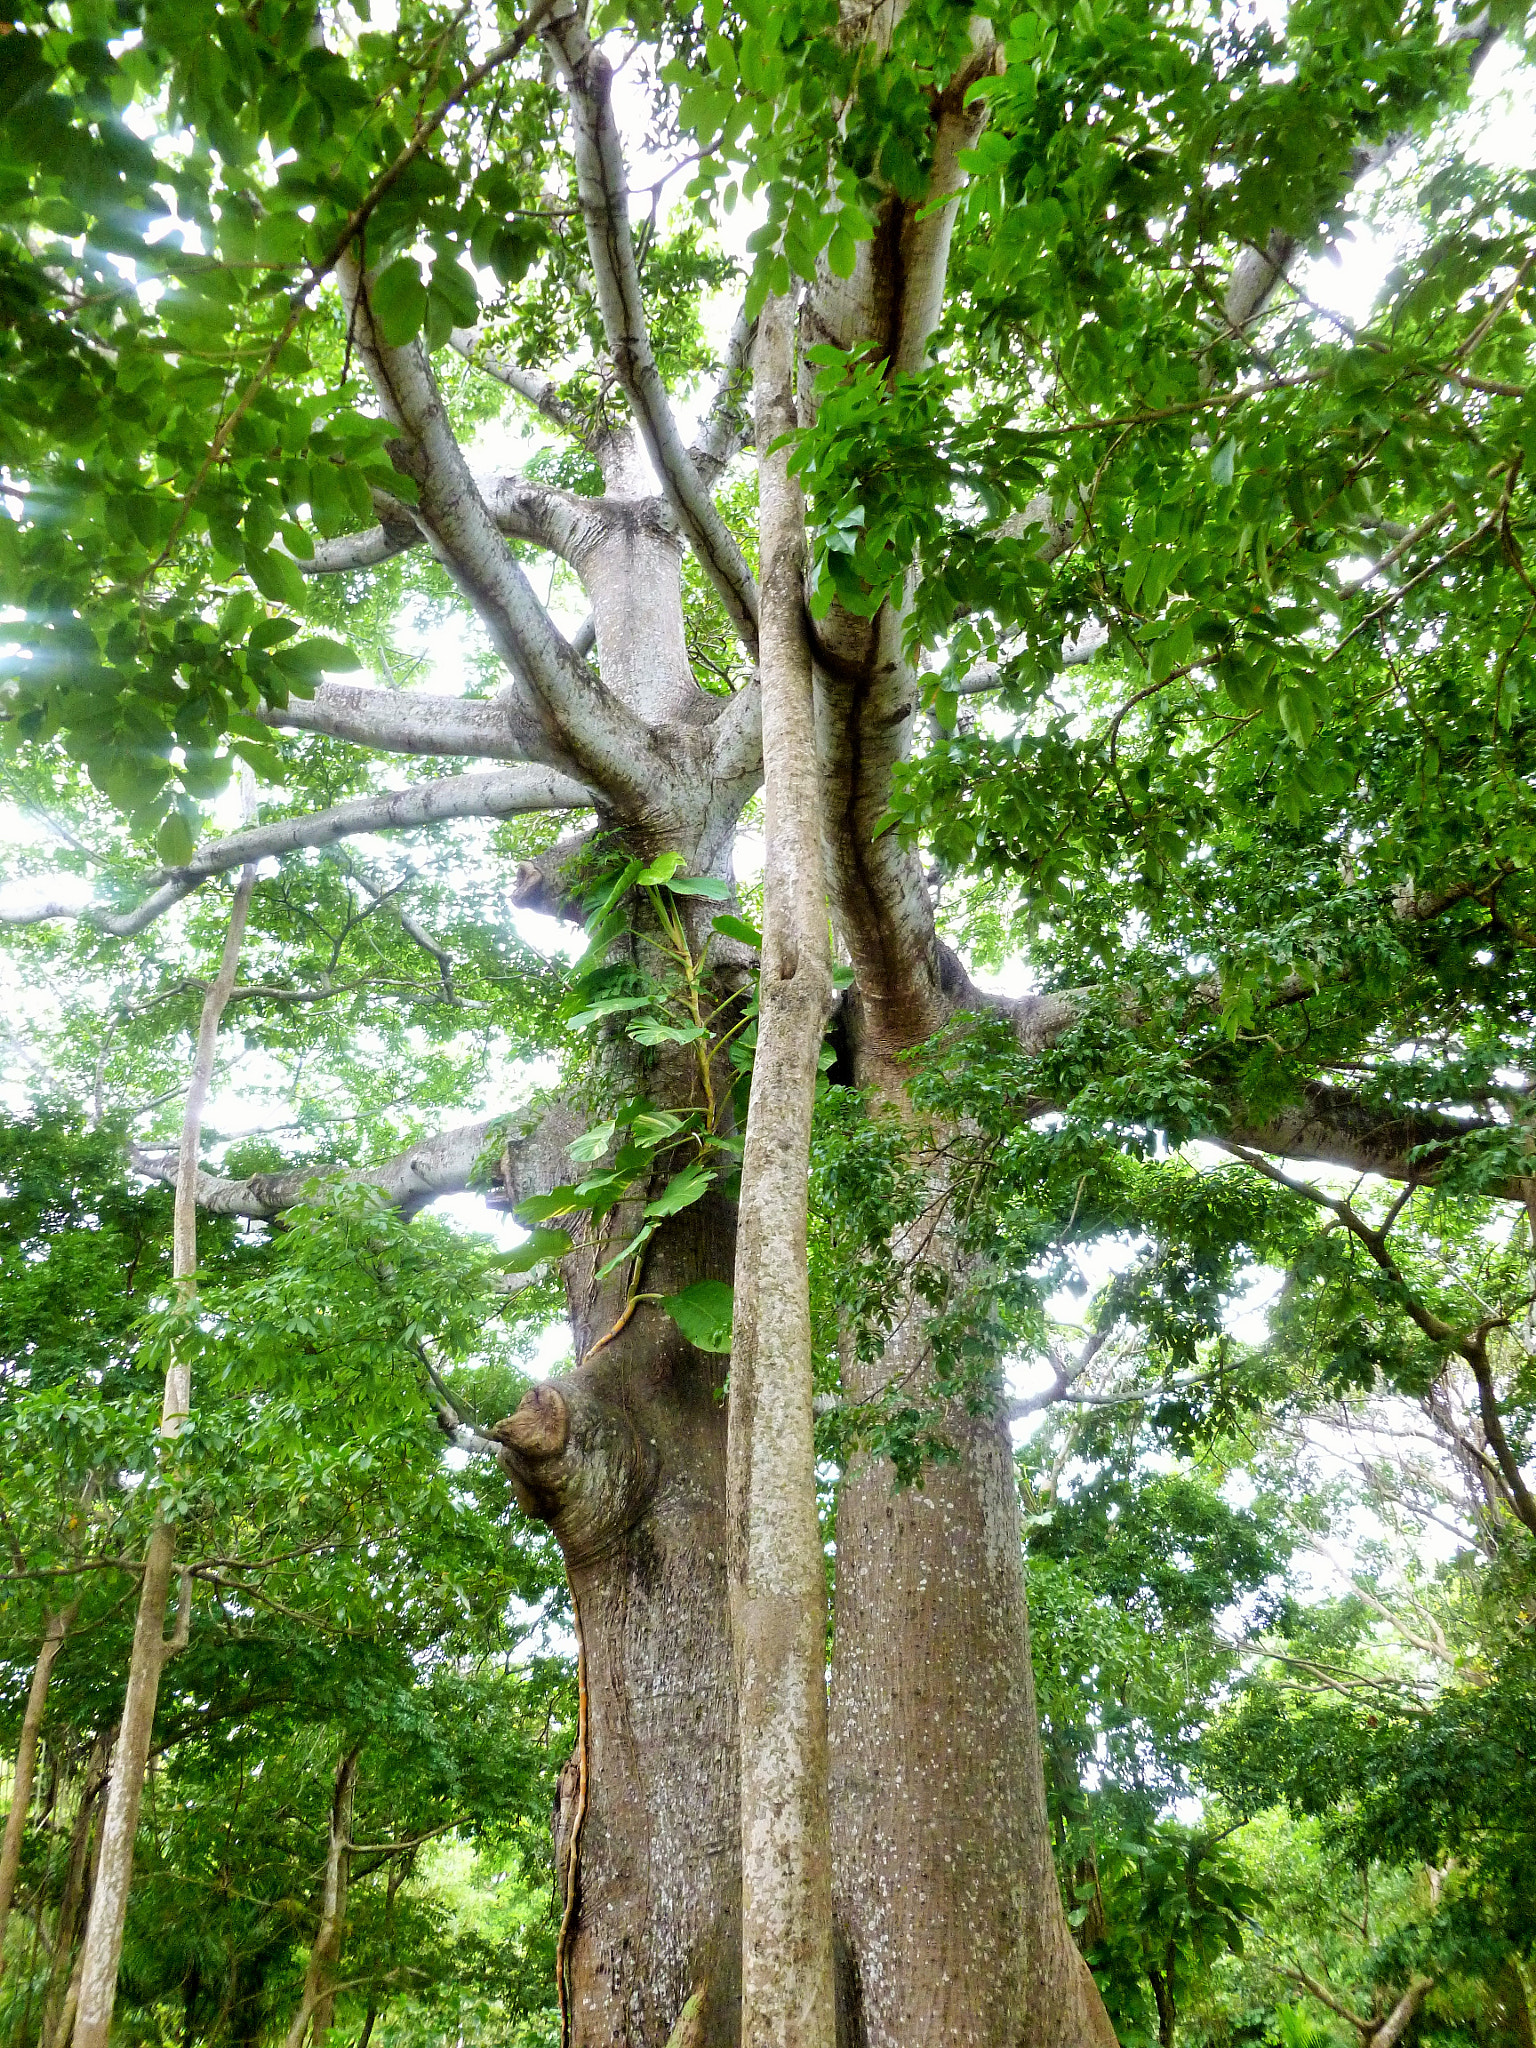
[3,0,1534,2040]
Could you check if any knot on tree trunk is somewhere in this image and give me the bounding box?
[509,831,595,924]
[491,1380,660,1567]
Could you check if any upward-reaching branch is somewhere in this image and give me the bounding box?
[805,66,995,1049]
[727,293,837,2048]
[339,251,695,830]
[541,5,761,657]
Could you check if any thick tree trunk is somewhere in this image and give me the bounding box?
[826,1078,1117,2048]
[494,1182,741,2048]
[725,292,837,2048]
[0,1605,75,1976]
[70,858,256,2048]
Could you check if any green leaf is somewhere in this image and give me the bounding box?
[501,1226,573,1273]
[665,875,731,899]
[515,1186,596,1224]
[155,809,197,867]
[662,1280,734,1354]
[246,545,307,610]
[369,259,428,347]
[429,254,479,330]
[569,996,651,1029]
[594,1219,656,1281]
[568,1119,617,1162]
[635,850,684,885]
[1276,685,1319,749]
[711,912,762,947]
[644,1164,715,1218]
[628,1019,707,1046]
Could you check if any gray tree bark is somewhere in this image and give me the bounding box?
[725,292,837,2048]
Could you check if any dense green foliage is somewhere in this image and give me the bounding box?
[1,1119,573,2048]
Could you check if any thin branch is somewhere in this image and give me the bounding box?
[447,331,588,439]
[150,0,560,572]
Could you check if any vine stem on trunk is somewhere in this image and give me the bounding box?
[69,815,259,2048]
[725,291,837,2048]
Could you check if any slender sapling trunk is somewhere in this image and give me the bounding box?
[0,1603,77,1975]
[69,851,258,2048]
[283,1746,361,2048]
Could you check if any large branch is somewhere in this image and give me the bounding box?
[264,680,566,761]
[541,5,760,657]
[130,1108,567,1220]
[300,476,604,578]
[979,986,1531,1197]
[1225,1081,1520,1197]
[1,766,591,936]
[339,251,694,827]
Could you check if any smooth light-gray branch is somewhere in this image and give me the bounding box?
[131,1108,566,1220]
[448,329,588,439]
[300,474,602,577]
[261,679,550,760]
[1,767,591,937]
[541,5,761,657]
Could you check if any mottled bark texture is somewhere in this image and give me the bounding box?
[493,1176,743,2048]
[826,1067,1116,2048]
[725,293,837,2048]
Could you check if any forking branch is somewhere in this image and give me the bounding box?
[338,248,695,824]
[541,5,761,657]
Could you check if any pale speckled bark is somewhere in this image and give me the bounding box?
[827,1137,1117,2048]
[726,293,837,2048]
